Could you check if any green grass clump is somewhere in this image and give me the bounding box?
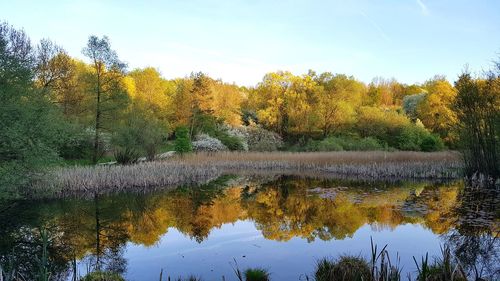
[315,256,371,281]
[244,268,270,281]
[414,246,467,281]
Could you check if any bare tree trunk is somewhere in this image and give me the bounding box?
[92,67,101,164]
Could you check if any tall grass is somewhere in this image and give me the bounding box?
[34,151,462,197]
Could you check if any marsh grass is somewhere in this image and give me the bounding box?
[413,246,467,281]
[311,239,471,281]
[35,151,462,197]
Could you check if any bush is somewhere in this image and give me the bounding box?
[244,268,270,281]
[304,139,342,152]
[57,126,94,160]
[192,134,228,152]
[315,256,371,281]
[356,107,413,148]
[301,136,384,152]
[332,136,383,151]
[112,114,167,161]
[420,134,445,152]
[114,147,140,164]
[175,126,192,154]
[397,125,428,151]
[215,131,245,151]
[397,125,444,151]
[233,126,284,151]
[80,271,124,281]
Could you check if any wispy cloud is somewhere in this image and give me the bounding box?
[416,0,429,15]
[359,10,391,43]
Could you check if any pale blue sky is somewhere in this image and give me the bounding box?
[1,0,499,86]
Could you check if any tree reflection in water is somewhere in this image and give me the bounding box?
[444,185,499,280]
[0,175,498,280]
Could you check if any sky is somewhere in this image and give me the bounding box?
[1,0,499,86]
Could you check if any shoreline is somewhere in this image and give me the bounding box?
[32,151,463,198]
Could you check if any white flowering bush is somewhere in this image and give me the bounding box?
[192,134,228,152]
[225,126,249,151]
[230,126,284,151]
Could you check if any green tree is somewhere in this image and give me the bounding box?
[0,22,67,198]
[83,35,128,164]
[174,126,192,154]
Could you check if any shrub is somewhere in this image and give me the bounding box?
[330,136,383,151]
[315,256,371,281]
[80,271,124,281]
[302,136,384,152]
[397,125,445,151]
[114,147,140,164]
[304,139,342,152]
[244,268,270,281]
[420,135,445,152]
[397,125,428,151]
[58,126,94,160]
[192,134,228,152]
[112,114,167,161]
[234,126,284,151]
[175,126,192,154]
[215,131,245,151]
[356,107,413,148]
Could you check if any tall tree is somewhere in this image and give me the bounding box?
[315,73,365,136]
[454,66,499,179]
[83,36,127,163]
[0,22,66,197]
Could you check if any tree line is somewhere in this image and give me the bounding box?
[0,21,498,197]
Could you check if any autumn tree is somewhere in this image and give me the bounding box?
[314,73,365,136]
[128,67,174,123]
[212,82,243,126]
[418,77,457,143]
[83,35,128,163]
[251,72,291,136]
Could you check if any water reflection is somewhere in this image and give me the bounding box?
[0,176,498,280]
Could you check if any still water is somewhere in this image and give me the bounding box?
[0,175,498,280]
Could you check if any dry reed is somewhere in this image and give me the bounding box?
[36,151,463,197]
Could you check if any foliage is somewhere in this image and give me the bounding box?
[80,271,125,281]
[301,136,384,152]
[174,126,192,154]
[418,77,458,144]
[234,126,284,151]
[192,134,228,152]
[0,22,70,199]
[214,131,245,151]
[403,93,426,120]
[82,35,128,163]
[397,125,430,151]
[454,67,499,178]
[421,135,445,152]
[112,112,167,161]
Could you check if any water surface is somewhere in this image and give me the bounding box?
[0,175,498,280]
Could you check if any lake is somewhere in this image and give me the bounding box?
[0,175,498,280]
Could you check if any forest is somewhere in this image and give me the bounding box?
[1,21,499,199]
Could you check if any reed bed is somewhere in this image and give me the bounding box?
[36,151,463,197]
